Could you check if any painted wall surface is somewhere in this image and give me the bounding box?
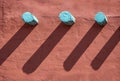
[0,0,120,81]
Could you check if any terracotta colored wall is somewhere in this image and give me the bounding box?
[0,0,120,81]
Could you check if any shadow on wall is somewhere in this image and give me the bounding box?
[22,22,72,74]
[91,26,120,70]
[0,23,36,65]
[63,22,105,71]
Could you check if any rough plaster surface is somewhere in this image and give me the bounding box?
[0,0,120,81]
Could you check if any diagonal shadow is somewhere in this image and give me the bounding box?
[63,22,105,71]
[91,26,120,70]
[22,22,72,74]
[0,23,36,65]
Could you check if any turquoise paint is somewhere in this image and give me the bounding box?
[95,12,107,25]
[59,11,75,25]
[22,12,39,25]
